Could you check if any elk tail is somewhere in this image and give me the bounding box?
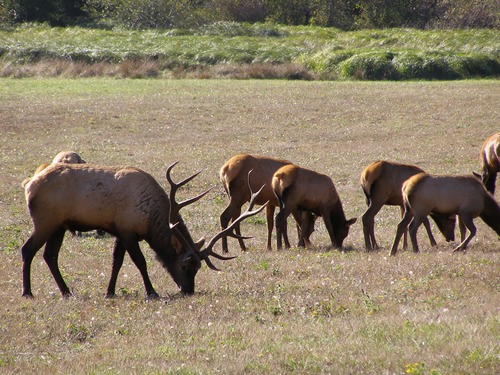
[360,162,383,205]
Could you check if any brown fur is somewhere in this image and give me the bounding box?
[272,164,356,249]
[360,160,455,250]
[479,132,500,194]
[21,163,241,298]
[22,150,86,188]
[219,154,316,251]
[21,163,50,188]
[390,173,500,255]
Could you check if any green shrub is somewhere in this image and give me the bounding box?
[339,52,398,80]
[449,54,500,78]
[298,48,354,74]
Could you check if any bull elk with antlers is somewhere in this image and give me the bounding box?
[21,162,266,298]
[219,154,316,251]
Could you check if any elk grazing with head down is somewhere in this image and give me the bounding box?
[219,154,316,252]
[390,173,500,255]
[360,160,456,250]
[51,150,86,164]
[272,164,356,250]
[21,161,266,298]
[478,132,500,194]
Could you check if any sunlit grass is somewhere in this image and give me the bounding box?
[0,23,498,79]
[0,79,498,373]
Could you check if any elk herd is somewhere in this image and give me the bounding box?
[19,132,500,299]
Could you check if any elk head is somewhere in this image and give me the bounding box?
[166,162,267,294]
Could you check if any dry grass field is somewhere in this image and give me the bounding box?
[0,79,499,374]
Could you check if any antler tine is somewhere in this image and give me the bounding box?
[166,161,212,222]
[203,186,268,255]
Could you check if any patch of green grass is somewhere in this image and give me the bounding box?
[0,24,498,79]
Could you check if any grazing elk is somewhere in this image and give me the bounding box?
[219,154,316,252]
[21,162,266,298]
[390,173,500,255]
[21,150,86,188]
[361,160,456,250]
[478,132,500,194]
[272,164,356,250]
[51,150,86,164]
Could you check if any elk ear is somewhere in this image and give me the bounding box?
[195,238,205,250]
[171,234,183,254]
[346,218,357,227]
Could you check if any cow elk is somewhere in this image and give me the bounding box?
[478,132,500,194]
[22,150,86,188]
[390,173,500,255]
[21,162,266,298]
[272,164,356,250]
[219,154,316,252]
[361,160,456,250]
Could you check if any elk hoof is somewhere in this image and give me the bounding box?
[146,292,160,300]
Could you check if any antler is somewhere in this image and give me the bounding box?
[198,170,268,270]
[166,161,213,224]
[166,164,267,271]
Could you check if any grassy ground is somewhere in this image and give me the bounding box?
[0,79,499,374]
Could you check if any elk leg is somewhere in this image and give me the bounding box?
[275,207,291,250]
[422,217,437,247]
[400,206,410,249]
[362,201,384,251]
[42,228,71,297]
[321,209,338,249]
[220,204,244,253]
[107,239,126,298]
[453,215,476,252]
[292,210,305,247]
[408,214,425,253]
[390,209,413,256]
[458,217,467,242]
[21,234,47,298]
[121,236,159,299]
[292,210,314,247]
[266,205,275,250]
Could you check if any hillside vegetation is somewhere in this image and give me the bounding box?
[1,23,499,79]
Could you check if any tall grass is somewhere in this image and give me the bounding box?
[0,23,499,79]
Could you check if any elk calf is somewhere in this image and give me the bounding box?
[21,162,265,298]
[272,164,356,250]
[219,154,316,251]
[360,160,455,250]
[390,173,500,255]
[479,132,500,194]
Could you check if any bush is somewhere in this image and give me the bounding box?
[339,52,398,80]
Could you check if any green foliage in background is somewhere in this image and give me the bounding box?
[1,23,498,80]
[1,0,499,29]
